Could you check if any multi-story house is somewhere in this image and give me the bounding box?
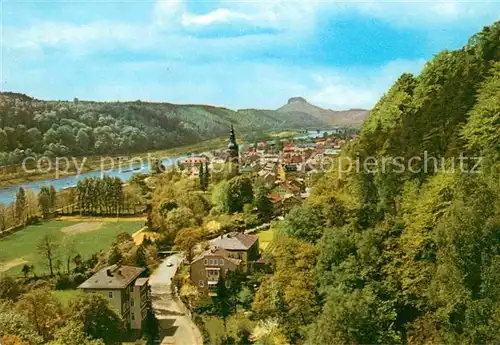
[210,232,259,271]
[190,247,242,294]
[78,265,149,330]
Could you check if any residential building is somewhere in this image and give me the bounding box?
[267,191,283,216]
[324,148,342,157]
[210,232,259,271]
[288,178,306,192]
[182,155,209,167]
[190,247,241,294]
[78,265,149,330]
[275,182,300,198]
[282,194,302,213]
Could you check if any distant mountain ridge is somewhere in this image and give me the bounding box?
[277,97,369,126]
[0,92,368,162]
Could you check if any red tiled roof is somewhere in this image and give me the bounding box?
[183,156,208,164]
[267,191,281,203]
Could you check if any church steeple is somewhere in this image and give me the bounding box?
[228,125,238,150]
[227,125,239,166]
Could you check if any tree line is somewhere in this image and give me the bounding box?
[0,175,145,236]
[0,185,58,234]
[76,176,124,215]
[0,92,328,166]
[247,21,500,345]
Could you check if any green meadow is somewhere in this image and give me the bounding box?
[0,220,143,276]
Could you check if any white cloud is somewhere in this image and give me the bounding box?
[181,9,254,27]
[3,0,499,110]
[153,0,185,28]
[5,0,498,54]
[307,59,427,109]
[4,21,154,49]
[25,58,424,110]
[157,0,318,33]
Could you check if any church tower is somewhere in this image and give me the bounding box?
[227,125,239,167]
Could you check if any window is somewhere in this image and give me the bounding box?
[131,299,135,307]
[204,259,208,265]
[207,269,219,278]
[108,291,113,299]
[220,259,224,265]
[199,280,205,287]
[131,313,135,321]
[129,285,134,293]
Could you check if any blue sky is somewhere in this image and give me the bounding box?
[2,0,500,109]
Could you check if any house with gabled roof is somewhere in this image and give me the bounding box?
[190,247,242,294]
[78,265,149,330]
[210,232,259,271]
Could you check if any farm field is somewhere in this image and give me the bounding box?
[0,219,143,276]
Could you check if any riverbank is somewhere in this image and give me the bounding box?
[0,136,227,189]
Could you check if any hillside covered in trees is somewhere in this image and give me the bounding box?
[254,22,500,344]
[0,93,335,164]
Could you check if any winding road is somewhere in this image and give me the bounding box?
[149,254,203,345]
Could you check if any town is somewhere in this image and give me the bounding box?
[0,125,359,345]
[2,10,500,345]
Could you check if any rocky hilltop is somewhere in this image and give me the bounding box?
[277,97,369,126]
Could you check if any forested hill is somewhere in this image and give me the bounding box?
[0,93,329,163]
[259,22,500,344]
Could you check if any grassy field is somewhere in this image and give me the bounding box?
[257,228,275,250]
[0,220,143,276]
[270,130,300,139]
[202,315,225,344]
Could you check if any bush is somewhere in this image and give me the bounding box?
[55,274,73,290]
[72,273,87,286]
[28,279,54,291]
[55,273,88,290]
[193,313,210,344]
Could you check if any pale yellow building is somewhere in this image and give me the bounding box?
[78,265,149,330]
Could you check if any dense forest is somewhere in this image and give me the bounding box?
[254,22,500,344]
[0,93,326,165]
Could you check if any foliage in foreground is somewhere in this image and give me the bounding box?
[250,21,500,345]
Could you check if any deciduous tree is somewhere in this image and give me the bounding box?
[37,234,59,276]
[15,289,63,342]
[68,293,125,345]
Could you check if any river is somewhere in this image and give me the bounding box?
[0,129,340,204]
[0,157,184,205]
[294,128,341,139]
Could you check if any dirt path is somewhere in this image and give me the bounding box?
[58,216,146,222]
[131,226,160,245]
[0,258,27,273]
[149,256,203,345]
[61,221,105,235]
